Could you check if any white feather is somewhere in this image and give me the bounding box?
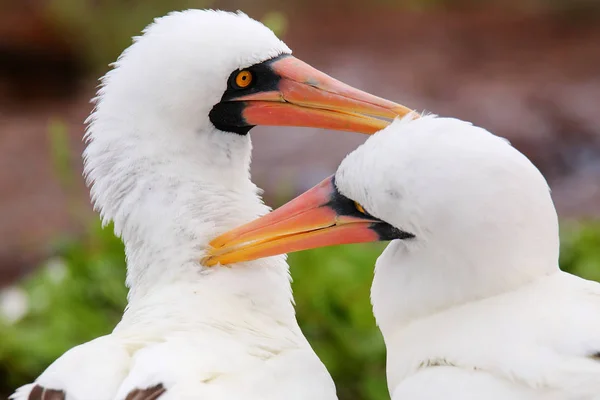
[334,115,600,399]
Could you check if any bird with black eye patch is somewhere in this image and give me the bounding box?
[10,9,414,400]
[207,114,600,400]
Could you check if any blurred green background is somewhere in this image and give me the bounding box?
[1,0,600,399]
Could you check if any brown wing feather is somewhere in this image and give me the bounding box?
[124,383,167,400]
[27,384,66,400]
[26,382,165,400]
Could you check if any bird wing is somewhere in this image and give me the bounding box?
[114,332,337,400]
[10,335,130,400]
[388,271,600,399]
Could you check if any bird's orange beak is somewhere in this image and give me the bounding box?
[203,176,412,266]
[214,55,415,134]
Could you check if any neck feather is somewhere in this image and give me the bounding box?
[371,239,559,341]
[83,119,296,330]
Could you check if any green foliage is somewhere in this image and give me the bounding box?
[0,223,127,394]
[1,221,599,398]
[261,11,289,37]
[560,222,600,282]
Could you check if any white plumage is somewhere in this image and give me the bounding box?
[12,10,337,400]
[333,115,600,399]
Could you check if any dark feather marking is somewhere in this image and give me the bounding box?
[42,388,65,400]
[27,385,65,400]
[591,352,600,360]
[125,383,166,400]
[418,358,456,368]
[27,385,43,400]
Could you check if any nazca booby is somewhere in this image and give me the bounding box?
[11,9,413,400]
[206,115,600,399]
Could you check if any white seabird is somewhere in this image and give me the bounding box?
[207,115,600,399]
[11,9,412,400]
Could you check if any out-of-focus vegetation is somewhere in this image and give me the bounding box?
[1,219,599,399]
[0,223,128,394]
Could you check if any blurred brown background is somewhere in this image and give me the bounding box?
[1,0,599,283]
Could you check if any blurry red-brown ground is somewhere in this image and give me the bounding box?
[1,5,599,285]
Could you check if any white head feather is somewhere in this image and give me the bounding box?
[334,115,560,333]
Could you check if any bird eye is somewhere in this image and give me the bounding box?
[235,70,253,88]
[354,201,367,214]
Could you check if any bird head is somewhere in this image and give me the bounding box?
[89,10,410,144]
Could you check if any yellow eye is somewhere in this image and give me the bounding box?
[354,201,367,214]
[235,70,253,88]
